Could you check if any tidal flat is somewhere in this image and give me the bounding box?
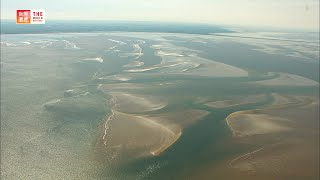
[1,32,319,179]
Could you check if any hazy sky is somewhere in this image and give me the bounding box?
[1,0,319,30]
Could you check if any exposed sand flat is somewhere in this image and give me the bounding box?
[266,98,319,131]
[225,93,315,137]
[145,109,209,130]
[191,94,319,180]
[108,38,126,45]
[226,112,291,137]
[109,92,167,113]
[156,51,184,57]
[220,94,319,179]
[227,127,319,179]
[99,83,147,91]
[44,99,61,106]
[40,41,53,48]
[144,109,209,155]
[1,41,33,46]
[268,93,315,110]
[82,57,103,63]
[98,74,132,81]
[99,81,180,92]
[230,142,319,179]
[126,62,186,72]
[196,139,319,180]
[119,43,144,59]
[270,93,295,106]
[122,61,144,68]
[102,111,181,158]
[21,41,31,45]
[205,94,267,108]
[175,56,247,77]
[102,39,249,77]
[99,108,208,159]
[252,73,319,86]
[301,96,319,108]
[126,54,248,77]
[62,40,80,49]
[1,41,17,46]
[150,41,249,77]
[151,42,200,54]
[186,63,248,77]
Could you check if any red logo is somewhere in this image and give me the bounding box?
[16,10,31,24]
[16,9,45,24]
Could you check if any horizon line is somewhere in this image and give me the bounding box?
[1,18,319,32]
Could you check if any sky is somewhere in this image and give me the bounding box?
[1,0,319,31]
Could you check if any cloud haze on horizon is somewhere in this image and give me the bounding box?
[1,0,319,30]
